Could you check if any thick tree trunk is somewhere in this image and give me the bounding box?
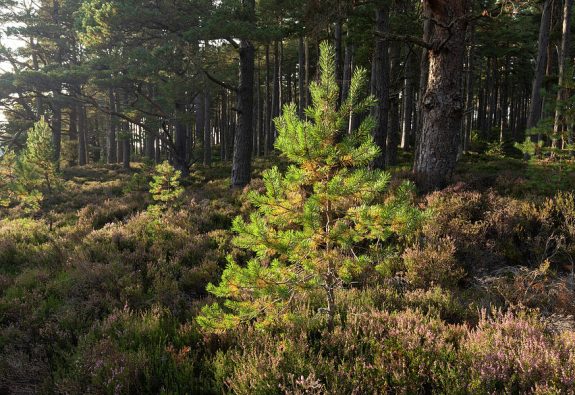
[231,17,255,188]
[527,0,552,130]
[414,0,469,192]
[415,16,434,154]
[371,6,390,169]
[463,25,475,151]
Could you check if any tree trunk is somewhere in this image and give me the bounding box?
[78,105,87,166]
[415,15,433,155]
[195,92,205,152]
[401,48,417,149]
[174,100,189,175]
[68,103,78,166]
[371,6,390,169]
[107,87,117,164]
[265,44,272,154]
[553,0,572,149]
[204,92,212,166]
[527,0,552,131]
[298,35,305,118]
[463,24,475,151]
[386,43,401,167]
[52,103,62,170]
[414,0,469,192]
[269,40,280,151]
[231,2,255,188]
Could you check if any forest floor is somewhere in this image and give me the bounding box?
[2,153,575,393]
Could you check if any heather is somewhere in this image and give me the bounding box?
[0,153,574,393]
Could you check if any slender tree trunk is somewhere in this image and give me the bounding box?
[269,40,280,151]
[414,0,469,192]
[401,48,417,150]
[195,92,205,153]
[464,25,475,151]
[527,0,552,131]
[553,0,572,149]
[298,35,305,118]
[342,41,353,104]
[68,103,78,166]
[174,100,189,175]
[371,6,390,169]
[107,87,117,164]
[231,1,255,188]
[78,105,87,166]
[123,101,131,171]
[265,44,272,154]
[204,92,212,166]
[116,93,124,164]
[52,104,62,169]
[500,56,510,142]
[386,43,401,167]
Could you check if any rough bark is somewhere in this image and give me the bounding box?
[371,6,390,169]
[527,0,552,130]
[414,0,469,192]
[553,0,572,148]
[298,35,305,118]
[463,24,475,151]
[231,2,255,188]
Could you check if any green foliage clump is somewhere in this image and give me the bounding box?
[198,42,423,332]
[0,119,61,214]
[0,150,18,208]
[19,118,60,194]
[514,137,543,158]
[485,140,505,158]
[149,161,184,206]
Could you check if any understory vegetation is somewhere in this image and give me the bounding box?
[1,153,575,394]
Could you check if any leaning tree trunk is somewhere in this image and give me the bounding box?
[414,0,469,192]
[231,0,255,188]
[527,0,552,131]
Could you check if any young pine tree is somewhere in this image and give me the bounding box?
[0,150,18,208]
[198,42,422,332]
[19,118,60,195]
[149,161,184,206]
